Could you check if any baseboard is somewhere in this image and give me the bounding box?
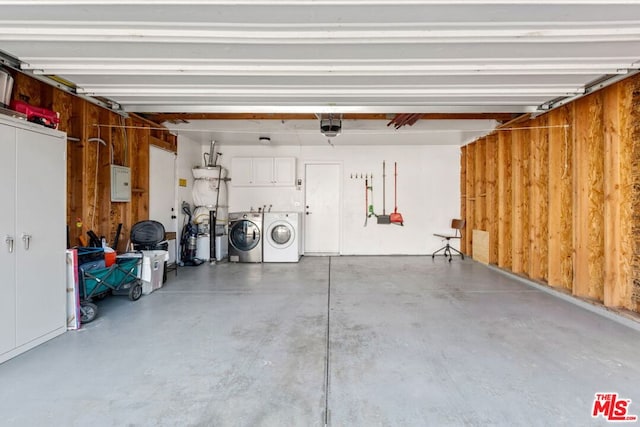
[487,264,640,333]
[0,326,66,365]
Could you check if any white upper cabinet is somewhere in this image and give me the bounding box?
[232,157,295,187]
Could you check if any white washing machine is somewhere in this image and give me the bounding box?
[263,212,302,263]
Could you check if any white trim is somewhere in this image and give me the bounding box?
[0,326,66,365]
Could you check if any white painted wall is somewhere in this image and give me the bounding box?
[174,134,206,259]
[212,142,461,255]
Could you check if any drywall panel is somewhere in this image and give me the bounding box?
[176,135,206,228]
[217,143,460,255]
[473,229,489,265]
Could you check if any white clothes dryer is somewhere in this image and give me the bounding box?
[263,212,301,262]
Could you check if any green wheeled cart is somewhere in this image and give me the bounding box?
[79,257,143,323]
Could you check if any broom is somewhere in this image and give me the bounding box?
[390,162,404,226]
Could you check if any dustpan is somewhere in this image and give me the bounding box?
[390,162,404,226]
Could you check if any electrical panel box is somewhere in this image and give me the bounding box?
[110,165,131,202]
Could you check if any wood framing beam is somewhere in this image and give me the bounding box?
[486,134,498,265]
[475,138,486,234]
[497,130,512,269]
[529,115,549,282]
[511,128,528,275]
[603,81,634,309]
[573,93,605,301]
[465,143,475,256]
[547,105,574,291]
[460,146,467,254]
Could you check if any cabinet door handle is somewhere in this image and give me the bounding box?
[21,233,31,251]
[6,235,14,253]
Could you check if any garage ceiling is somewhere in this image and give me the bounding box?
[0,1,639,118]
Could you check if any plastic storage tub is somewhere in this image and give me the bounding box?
[140,250,169,294]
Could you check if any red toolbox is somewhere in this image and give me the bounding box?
[10,100,60,129]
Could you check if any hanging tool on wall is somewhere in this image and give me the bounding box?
[377,161,391,224]
[364,175,369,226]
[367,173,377,220]
[390,162,404,226]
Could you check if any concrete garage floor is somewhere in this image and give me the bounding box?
[1,256,639,426]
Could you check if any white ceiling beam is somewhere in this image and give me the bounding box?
[22,62,636,71]
[77,87,584,97]
[1,1,640,5]
[21,56,640,64]
[26,67,632,77]
[121,104,538,114]
[3,25,640,44]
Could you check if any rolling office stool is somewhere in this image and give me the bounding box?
[432,219,465,262]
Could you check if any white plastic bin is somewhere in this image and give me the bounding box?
[140,250,169,295]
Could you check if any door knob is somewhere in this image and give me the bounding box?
[6,235,14,253]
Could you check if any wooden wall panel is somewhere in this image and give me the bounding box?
[511,128,530,275]
[486,134,499,264]
[465,143,476,255]
[11,73,42,106]
[128,119,150,226]
[573,93,605,301]
[530,116,549,281]
[603,81,634,309]
[84,104,101,237]
[521,128,531,277]
[96,109,114,245]
[12,72,170,250]
[475,138,487,232]
[461,73,640,314]
[107,113,128,252]
[631,77,640,312]
[547,106,574,290]
[497,131,513,269]
[52,89,78,242]
[460,146,467,254]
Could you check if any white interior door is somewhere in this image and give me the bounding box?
[149,146,177,261]
[304,163,341,254]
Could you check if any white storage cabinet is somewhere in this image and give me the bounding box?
[231,157,295,186]
[0,115,67,364]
